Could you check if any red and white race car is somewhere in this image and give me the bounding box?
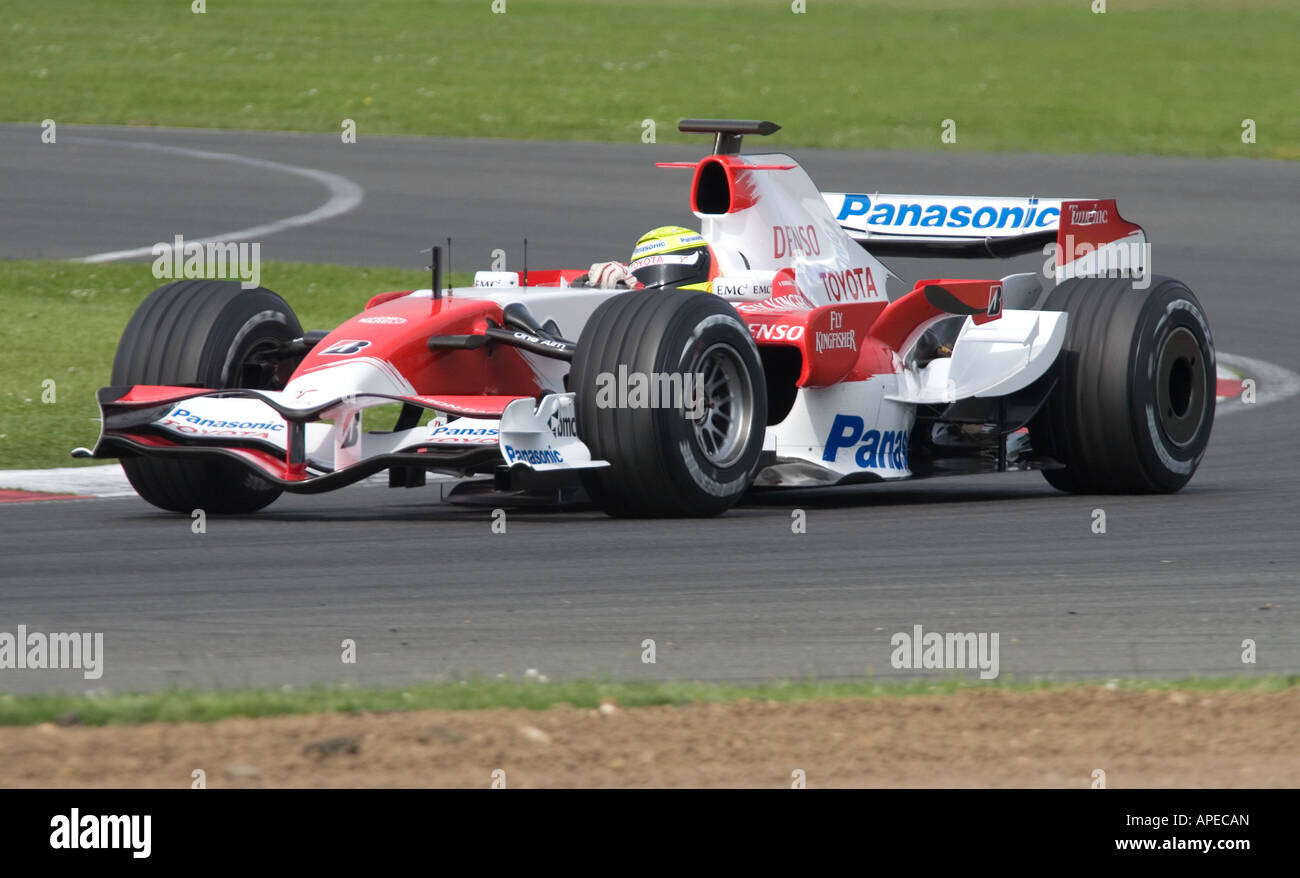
[82,119,1216,516]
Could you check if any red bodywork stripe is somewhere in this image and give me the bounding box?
[0,490,90,503]
[365,290,413,310]
[689,156,758,213]
[116,432,296,480]
[869,279,1000,353]
[228,447,296,480]
[403,394,530,417]
[518,269,589,287]
[120,433,180,447]
[1056,199,1144,269]
[116,385,215,405]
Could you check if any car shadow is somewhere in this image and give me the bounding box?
[110,471,1225,524]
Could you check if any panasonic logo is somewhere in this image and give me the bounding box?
[168,408,284,431]
[504,445,564,465]
[836,195,1059,231]
[822,414,909,470]
[430,426,497,437]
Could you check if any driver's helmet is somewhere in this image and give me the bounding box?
[628,226,715,291]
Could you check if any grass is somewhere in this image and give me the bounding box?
[0,259,470,470]
[0,0,1296,159]
[1,675,1295,727]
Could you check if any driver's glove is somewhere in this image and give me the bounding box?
[588,261,642,289]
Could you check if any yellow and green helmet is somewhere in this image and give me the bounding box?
[628,226,715,291]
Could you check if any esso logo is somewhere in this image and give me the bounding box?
[749,323,806,342]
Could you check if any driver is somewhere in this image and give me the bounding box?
[583,225,716,291]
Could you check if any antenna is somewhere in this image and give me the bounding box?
[446,237,452,293]
[430,245,442,304]
[523,238,528,287]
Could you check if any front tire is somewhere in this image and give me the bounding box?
[571,290,767,517]
[1029,275,1215,493]
[111,279,303,513]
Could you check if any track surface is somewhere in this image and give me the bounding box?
[1,124,1298,692]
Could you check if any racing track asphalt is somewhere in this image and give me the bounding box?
[1,124,1298,692]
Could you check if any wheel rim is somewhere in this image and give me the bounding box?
[687,342,754,468]
[1155,326,1207,447]
[239,338,295,390]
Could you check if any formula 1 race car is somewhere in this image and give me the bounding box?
[81,119,1216,517]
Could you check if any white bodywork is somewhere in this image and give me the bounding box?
[890,310,1067,405]
[764,376,912,483]
[700,155,893,308]
[498,393,608,472]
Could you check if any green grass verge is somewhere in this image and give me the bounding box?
[0,259,469,471]
[1,0,1296,159]
[1,676,1295,727]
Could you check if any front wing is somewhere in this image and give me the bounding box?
[85,387,608,493]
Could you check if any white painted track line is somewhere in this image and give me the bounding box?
[0,463,133,497]
[65,136,364,263]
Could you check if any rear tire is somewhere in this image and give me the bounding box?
[571,290,767,516]
[111,279,303,513]
[1029,275,1215,493]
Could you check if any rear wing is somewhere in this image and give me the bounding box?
[823,193,1069,257]
[823,192,1149,282]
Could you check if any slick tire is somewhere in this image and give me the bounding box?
[1028,275,1215,493]
[571,290,767,517]
[111,279,303,513]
